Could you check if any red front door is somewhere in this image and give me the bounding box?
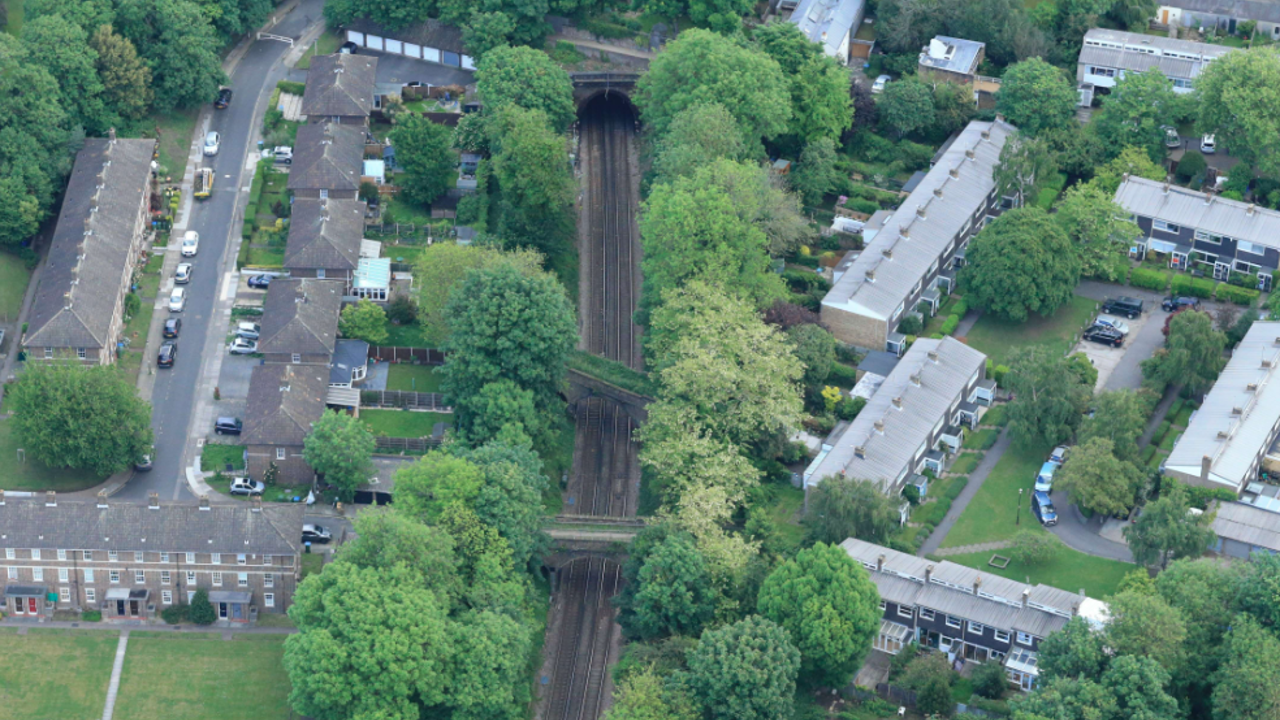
[27,597,37,614]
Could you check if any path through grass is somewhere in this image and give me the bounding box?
[0,628,119,720]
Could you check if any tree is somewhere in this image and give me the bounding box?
[388,114,455,206]
[22,16,110,133]
[442,261,577,408]
[1009,528,1064,566]
[189,588,216,625]
[1054,184,1142,282]
[846,79,878,137]
[413,245,544,345]
[757,543,881,687]
[994,132,1057,204]
[487,105,576,258]
[1124,485,1216,569]
[685,615,801,720]
[340,509,460,601]
[877,78,936,139]
[90,24,152,120]
[1104,590,1188,672]
[961,206,1081,322]
[1212,614,1280,720]
[1005,347,1092,448]
[753,22,851,144]
[790,137,843,207]
[8,364,152,476]
[284,563,451,720]
[1055,438,1145,517]
[639,409,762,510]
[393,450,484,522]
[803,476,899,545]
[1089,145,1167,195]
[996,58,1077,135]
[635,29,792,141]
[1155,558,1239,710]
[1099,654,1180,720]
[973,659,1010,699]
[464,438,550,569]
[1233,552,1280,632]
[1109,0,1157,28]
[1141,309,1226,394]
[454,378,543,446]
[1078,389,1149,463]
[1093,70,1182,164]
[1038,616,1108,683]
[1196,47,1280,178]
[302,410,376,501]
[445,609,533,719]
[628,532,718,639]
[605,667,701,720]
[1013,677,1118,720]
[460,10,516,60]
[474,45,575,133]
[786,323,836,385]
[337,299,389,345]
[113,0,227,110]
[652,102,751,183]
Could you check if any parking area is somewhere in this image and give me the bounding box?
[1071,308,1156,391]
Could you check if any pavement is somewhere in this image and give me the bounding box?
[1045,499,1135,562]
[918,428,1012,557]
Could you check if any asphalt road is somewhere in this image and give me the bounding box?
[117,0,324,501]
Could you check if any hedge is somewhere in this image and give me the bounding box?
[1130,267,1171,292]
[276,80,306,95]
[1215,283,1259,306]
[951,298,969,317]
[1171,274,1215,298]
[1156,420,1172,444]
[828,361,859,386]
[791,255,820,268]
[939,314,960,335]
[845,198,880,215]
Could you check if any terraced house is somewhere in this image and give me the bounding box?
[287,122,365,201]
[283,199,369,288]
[821,119,1016,352]
[1076,28,1231,105]
[243,364,330,485]
[0,492,303,623]
[301,53,378,126]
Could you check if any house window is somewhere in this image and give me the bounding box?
[238,573,248,587]
[58,568,69,582]
[77,348,86,360]
[1238,240,1261,255]
[991,650,1007,661]
[968,621,985,635]
[4,549,12,560]
[995,630,1011,643]
[212,572,223,586]
[264,574,274,588]
[5,567,15,580]
[212,554,221,565]
[264,593,275,608]
[134,571,145,584]
[44,347,52,359]
[60,587,69,602]
[135,552,144,563]
[946,615,962,629]
[319,189,329,199]
[85,588,96,604]
[32,568,43,582]
[110,570,120,584]
[162,590,173,605]
[108,551,118,561]
[1235,259,1259,274]
[898,605,914,619]
[277,448,287,460]
[160,553,169,563]
[920,608,935,621]
[57,549,67,561]
[83,551,92,561]
[238,554,247,565]
[186,571,196,585]
[1153,219,1181,233]
[161,571,171,585]
[1017,631,1035,646]
[186,553,196,564]
[31,549,40,560]
[291,353,301,364]
[84,569,95,583]
[263,555,273,566]
[316,268,326,279]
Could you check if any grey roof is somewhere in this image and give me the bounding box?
[26,138,156,350]
[1115,176,1280,253]
[259,278,343,357]
[858,350,901,378]
[1077,35,1228,80]
[302,54,378,119]
[1161,0,1280,23]
[1211,501,1280,552]
[1165,322,1280,489]
[1083,28,1234,61]
[842,539,1095,639]
[284,199,367,272]
[330,339,369,385]
[243,363,329,446]
[919,36,985,75]
[805,337,987,490]
[789,0,865,57]
[288,123,365,193]
[0,499,303,556]
[822,120,1014,324]
[346,17,466,55]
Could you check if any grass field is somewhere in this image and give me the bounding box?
[943,548,1134,599]
[0,628,118,720]
[200,443,245,472]
[381,320,428,348]
[143,109,200,181]
[963,295,1099,366]
[295,31,344,70]
[113,634,292,720]
[0,250,31,321]
[941,441,1045,549]
[0,418,107,491]
[386,364,442,392]
[359,409,451,437]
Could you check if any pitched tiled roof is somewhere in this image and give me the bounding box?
[302,54,378,119]
[284,199,366,272]
[0,498,303,556]
[287,123,365,193]
[258,278,342,356]
[243,363,329,446]
[26,137,156,350]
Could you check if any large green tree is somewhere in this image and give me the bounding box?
[1089,145,1167,195]
[1099,654,1180,720]
[993,132,1057,206]
[802,476,899,546]
[605,667,701,720]
[790,137,843,207]
[22,15,110,133]
[302,410,376,501]
[388,114,456,206]
[454,378,543,447]
[786,322,836,386]
[1037,616,1109,683]
[627,532,718,639]
[474,45,575,134]
[1155,559,1239,713]
[337,298,389,345]
[0,34,70,248]
[1005,347,1092,448]
[752,22,852,144]
[445,609,534,719]
[1124,485,1216,569]
[487,105,576,258]
[651,102,751,183]
[996,57,1078,136]
[757,543,881,687]
[113,0,226,110]
[413,245,544,345]
[1104,590,1187,673]
[1077,389,1149,464]
[393,450,485,523]
[1141,310,1226,394]
[339,509,460,602]
[962,206,1081,322]
[1093,69,1182,164]
[1196,46,1280,178]
[90,24,152,121]
[463,438,550,569]
[686,615,801,720]
[1012,676,1118,720]
[635,29,791,141]
[8,364,152,476]
[1055,438,1145,517]
[1054,183,1142,282]
[1212,614,1280,720]
[1231,551,1280,632]
[878,78,936,139]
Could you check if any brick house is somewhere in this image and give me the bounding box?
[259,278,342,366]
[301,53,378,125]
[287,122,365,200]
[25,133,156,365]
[243,364,330,485]
[283,199,368,289]
[1,492,302,623]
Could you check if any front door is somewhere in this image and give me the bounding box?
[231,603,243,621]
[116,599,126,617]
[1214,262,1231,281]
[218,602,228,619]
[129,600,140,617]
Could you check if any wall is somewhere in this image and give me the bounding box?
[247,444,315,485]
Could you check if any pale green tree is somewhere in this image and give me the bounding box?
[302,410,376,501]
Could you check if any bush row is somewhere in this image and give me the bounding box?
[828,361,859,386]
[1130,267,1170,291]
[1171,274,1216,298]
[1215,283,1259,306]
[276,80,306,96]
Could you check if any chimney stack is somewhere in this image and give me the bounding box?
[949,166,960,179]
[933,187,944,198]
[973,576,982,595]
[199,495,211,511]
[892,396,903,409]
[1021,588,1030,607]
[854,445,866,459]
[1248,204,1257,215]
[1162,183,1170,194]
[925,564,934,583]
[965,149,975,160]
[882,247,893,259]
[877,554,886,571]
[1071,602,1080,617]
[1201,455,1212,480]
[927,350,939,363]
[149,492,159,510]
[910,373,921,386]
[96,490,107,508]
[865,269,876,282]
[874,419,886,433]
[980,130,991,141]
[1205,192,1214,205]
[45,491,56,507]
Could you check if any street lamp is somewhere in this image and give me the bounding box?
[1016,488,1024,525]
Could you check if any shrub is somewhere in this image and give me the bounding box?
[972,660,1008,699]
[276,80,307,95]
[902,484,921,505]
[1176,151,1207,182]
[1215,282,1259,306]
[1130,267,1171,291]
[888,642,921,680]
[836,395,866,420]
[845,198,880,215]
[951,298,969,316]
[1184,483,1238,509]
[1009,529,1062,566]
[1156,420,1172,444]
[827,361,858,386]
[992,364,1010,386]
[386,295,418,324]
[939,314,960,335]
[791,254,820,268]
[898,314,924,335]
[81,610,102,622]
[161,603,189,624]
[123,292,141,319]
[1171,274,1215,298]
[189,589,216,625]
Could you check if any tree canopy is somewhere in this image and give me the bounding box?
[752,22,852,144]
[1093,69,1184,164]
[878,78,936,139]
[996,58,1078,135]
[1196,46,1280,178]
[686,615,801,720]
[1054,183,1142,283]
[802,476,899,546]
[1123,484,1216,569]
[302,410,376,502]
[651,102,752,183]
[412,245,544,345]
[388,114,456,206]
[1005,347,1092,448]
[1055,437,1145,517]
[1141,310,1226,394]
[338,299,389,345]
[961,206,1081,322]
[474,45,575,134]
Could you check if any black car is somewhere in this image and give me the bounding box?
[215,417,243,435]
[1083,325,1124,347]
[1101,296,1144,319]
[302,524,333,544]
[135,447,154,472]
[157,341,177,368]
[339,41,359,54]
[163,318,181,339]
[247,274,272,289]
[1162,296,1202,312]
[214,88,232,109]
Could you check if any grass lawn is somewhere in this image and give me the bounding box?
[382,320,427,347]
[359,409,451,437]
[113,634,291,720]
[0,418,107,491]
[300,552,325,579]
[142,109,200,181]
[940,441,1046,549]
[1035,172,1068,210]
[763,484,807,551]
[386,364,443,392]
[0,250,31,320]
[963,295,1099,366]
[1171,405,1194,428]
[950,453,981,475]
[0,628,119,720]
[981,404,1009,427]
[247,246,285,268]
[943,547,1134,598]
[963,428,999,451]
[200,443,245,472]
[295,30,344,70]
[2,0,22,35]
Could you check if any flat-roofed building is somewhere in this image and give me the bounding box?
[1077,28,1232,105]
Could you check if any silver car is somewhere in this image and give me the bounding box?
[235,321,261,340]
[204,131,220,156]
[175,263,193,284]
[1093,315,1130,335]
[168,288,186,312]
[229,477,265,496]
[228,337,258,355]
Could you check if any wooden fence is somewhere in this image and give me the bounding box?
[375,436,441,454]
[360,390,450,411]
[367,346,445,364]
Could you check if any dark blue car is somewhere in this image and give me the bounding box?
[1033,491,1057,527]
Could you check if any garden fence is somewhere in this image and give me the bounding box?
[360,390,450,411]
[374,436,440,454]
[367,346,446,364]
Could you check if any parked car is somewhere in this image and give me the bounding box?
[1049,446,1069,465]
[168,287,186,312]
[302,524,333,544]
[1101,296,1144,318]
[1162,125,1180,148]
[1093,315,1130,335]
[181,230,199,257]
[1083,325,1124,347]
[247,274,272,289]
[229,337,258,355]
[135,447,154,472]
[229,477,265,496]
[204,131,220,156]
[214,88,233,109]
[175,262,193,284]
[1032,491,1058,527]
[163,318,181,338]
[214,417,243,435]
[272,146,293,164]
[1201,134,1216,154]
[871,75,891,94]
[1162,295,1202,312]
[157,341,178,368]
[235,322,261,340]
[339,40,359,54]
[1034,461,1057,493]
